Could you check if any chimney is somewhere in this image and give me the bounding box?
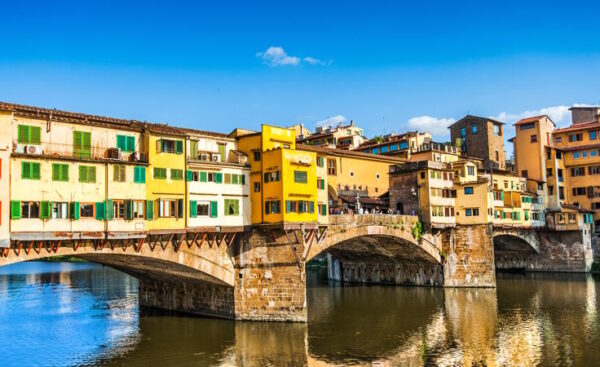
[570,106,600,125]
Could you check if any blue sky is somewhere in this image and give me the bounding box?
[2,0,600,148]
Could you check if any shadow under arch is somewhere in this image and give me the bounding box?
[493,233,539,271]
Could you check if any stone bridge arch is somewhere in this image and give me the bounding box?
[0,237,237,318]
[305,215,443,286]
[492,227,540,254]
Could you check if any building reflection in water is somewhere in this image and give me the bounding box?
[1,262,599,366]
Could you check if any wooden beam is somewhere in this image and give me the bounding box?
[197,233,207,248]
[284,229,302,269]
[14,242,23,257]
[227,233,237,247]
[135,237,145,252]
[174,234,184,252]
[25,241,34,255]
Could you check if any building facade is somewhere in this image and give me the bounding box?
[449,115,506,170]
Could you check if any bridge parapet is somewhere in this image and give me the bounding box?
[328,214,419,228]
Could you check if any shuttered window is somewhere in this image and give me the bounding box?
[146,200,154,220]
[116,135,135,152]
[79,165,96,183]
[73,131,92,158]
[134,166,146,183]
[210,201,218,218]
[294,170,307,183]
[215,172,223,183]
[170,169,183,180]
[175,140,184,154]
[224,199,240,216]
[11,201,21,219]
[52,164,69,181]
[153,168,167,179]
[113,165,126,182]
[190,140,198,159]
[17,125,41,144]
[189,200,197,217]
[22,161,41,180]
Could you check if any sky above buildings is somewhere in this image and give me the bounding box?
[2,0,600,152]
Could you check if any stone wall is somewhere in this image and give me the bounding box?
[232,228,307,322]
[138,277,235,319]
[327,253,443,286]
[441,224,496,287]
[495,229,593,272]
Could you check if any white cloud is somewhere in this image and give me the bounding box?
[315,115,347,127]
[406,115,456,139]
[257,46,330,67]
[491,104,595,127]
[256,46,300,66]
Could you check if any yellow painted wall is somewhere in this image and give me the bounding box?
[145,133,186,231]
[262,149,284,223]
[261,124,296,150]
[316,153,329,224]
[455,181,491,225]
[282,149,317,223]
[107,164,147,232]
[325,155,391,197]
[235,133,263,223]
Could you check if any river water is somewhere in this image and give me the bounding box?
[0,261,598,366]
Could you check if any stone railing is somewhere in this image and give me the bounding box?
[329,214,418,227]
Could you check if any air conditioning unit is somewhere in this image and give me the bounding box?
[14,144,26,154]
[200,154,209,161]
[107,148,122,160]
[212,154,221,162]
[26,145,43,155]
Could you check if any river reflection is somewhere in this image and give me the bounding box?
[0,262,598,366]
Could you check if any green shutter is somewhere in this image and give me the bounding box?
[215,173,223,183]
[134,166,146,183]
[175,140,183,154]
[232,174,238,185]
[146,200,154,220]
[186,170,193,181]
[116,135,126,151]
[74,131,91,158]
[190,200,197,217]
[70,202,79,220]
[310,201,315,213]
[40,201,50,219]
[200,171,207,182]
[17,125,27,143]
[96,202,106,220]
[79,166,86,182]
[241,174,245,185]
[190,141,198,158]
[177,199,184,218]
[126,136,135,152]
[210,201,218,218]
[286,200,292,213]
[32,163,40,179]
[321,204,327,216]
[218,144,226,161]
[11,201,21,219]
[30,126,41,144]
[53,164,69,181]
[22,162,30,179]
[105,199,113,220]
[125,200,133,220]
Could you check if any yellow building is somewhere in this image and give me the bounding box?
[142,124,187,233]
[234,125,318,227]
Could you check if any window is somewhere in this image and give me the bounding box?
[571,167,585,176]
[265,200,281,214]
[154,168,167,179]
[116,135,135,152]
[460,128,466,137]
[79,165,96,183]
[493,124,501,136]
[21,202,40,218]
[294,170,307,183]
[547,168,553,177]
[464,187,474,195]
[254,182,261,192]
[583,151,588,158]
[592,150,598,157]
[589,166,600,175]
[381,145,389,153]
[569,133,583,142]
[195,202,210,216]
[473,208,479,216]
[189,140,199,158]
[467,166,475,176]
[318,204,327,216]
[472,125,478,134]
[555,136,562,143]
[51,202,68,219]
[522,170,528,178]
[171,169,184,180]
[548,185,554,195]
[80,203,95,218]
[134,166,146,183]
[224,199,240,216]
[264,171,281,183]
[317,178,325,190]
[327,159,337,176]
[73,131,92,158]
[218,143,226,162]
[158,199,177,218]
[17,125,41,144]
[113,200,126,219]
[22,161,41,180]
[559,186,565,200]
[591,131,597,140]
[157,139,183,154]
[573,187,587,196]
[133,201,145,219]
[113,165,126,182]
[316,156,324,167]
[556,151,562,159]
[253,151,261,161]
[573,152,580,159]
[520,123,535,130]
[390,144,399,152]
[52,164,69,182]
[399,141,409,150]
[530,134,537,143]
[371,147,380,154]
[465,209,472,216]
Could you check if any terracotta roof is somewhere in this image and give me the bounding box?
[297,144,406,163]
[559,142,600,152]
[513,115,555,126]
[448,114,505,128]
[0,101,230,138]
[553,121,600,134]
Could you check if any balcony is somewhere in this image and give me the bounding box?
[12,141,147,163]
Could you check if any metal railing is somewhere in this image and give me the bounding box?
[12,141,147,163]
